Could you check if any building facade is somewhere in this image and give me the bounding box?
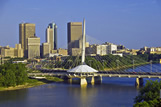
[19,23,35,57]
[46,23,57,51]
[42,43,50,57]
[58,48,68,56]
[67,22,82,55]
[107,44,117,54]
[96,45,108,56]
[27,37,40,59]
[0,44,24,58]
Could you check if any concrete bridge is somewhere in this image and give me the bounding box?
[28,69,161,86]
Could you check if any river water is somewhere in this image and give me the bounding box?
[0,64,161,107]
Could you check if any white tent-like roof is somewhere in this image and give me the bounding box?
[67,64,98,73]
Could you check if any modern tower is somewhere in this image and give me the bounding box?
[46,22,57,51]
[19,23,35,57]
[67,22,82,55]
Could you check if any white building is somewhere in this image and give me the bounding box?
[87,43,117,56]
[107,44,117,54]
[96,45,108,55]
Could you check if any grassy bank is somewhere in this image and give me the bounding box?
[0,77,63,91]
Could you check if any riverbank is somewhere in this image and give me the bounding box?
[0,77,63,91]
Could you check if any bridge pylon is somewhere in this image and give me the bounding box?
[95,76,102,84]
[80,77,87,86]
[135,78,143,87]
[91,76,95,84]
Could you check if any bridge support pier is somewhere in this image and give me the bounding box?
[68,78,72,84]
[80,78,87,86]
[135,78,143,87]
[91,76,95,84]
[95,75,102,84]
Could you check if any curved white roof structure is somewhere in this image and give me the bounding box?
[67,65,98,73]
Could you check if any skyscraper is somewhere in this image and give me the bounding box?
[46,22,57,51]
[67,22,82,55]
[19,23,35,57]
[27,37,40,59]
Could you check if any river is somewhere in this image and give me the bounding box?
[0,64,161,107]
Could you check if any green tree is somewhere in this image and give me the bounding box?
[134,101,150,107]
[0,63,28,87]
[134,80,161,107]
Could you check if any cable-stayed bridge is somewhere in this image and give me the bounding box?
[28,19,161,87]
[28,67,161,87]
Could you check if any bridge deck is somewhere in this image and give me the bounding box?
[28,69,161,79]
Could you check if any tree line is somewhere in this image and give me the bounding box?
[138,53,161,63]
[0,63,28,87]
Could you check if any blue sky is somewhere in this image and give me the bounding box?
[0,0,161,49]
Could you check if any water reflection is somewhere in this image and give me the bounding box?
[0,89,28,106]
[1,64,160,107]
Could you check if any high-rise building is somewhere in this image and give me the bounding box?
[67,22,82,55]
[27,37,40,59]
[46,22,57,51]
[19,23,35,57]
[42,43,50,57]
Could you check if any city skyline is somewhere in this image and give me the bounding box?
[0,0,161,49]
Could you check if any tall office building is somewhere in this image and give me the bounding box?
[27,37,40,59]
[67,22,82,55]
[42,43,50,57]
[46,22,57,51]
[19,23,35,57]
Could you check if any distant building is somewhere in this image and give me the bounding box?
[51,50,58,54]
[48,53,59,57]
[45,48,68,58]
[115,49,138,55]
[42,43,50,57]
[67,22,82,55]
[86,42,89,48]
[86,44,97,55]
[149,47,161,54]
[96,45,107,56]
[117,45,125,50]
[46,22,57,51]
[0,44,23,58]
[15,44,24,57]
[107,44,117,54]
[72,48,81,56]
[58,48,68,56]
[138,47,161,55]
[27,37,40,59]
[19,23,35,57]
[113,53,123,57]
[86,43,118,56]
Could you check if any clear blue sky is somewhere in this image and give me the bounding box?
[0,0,161,49]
